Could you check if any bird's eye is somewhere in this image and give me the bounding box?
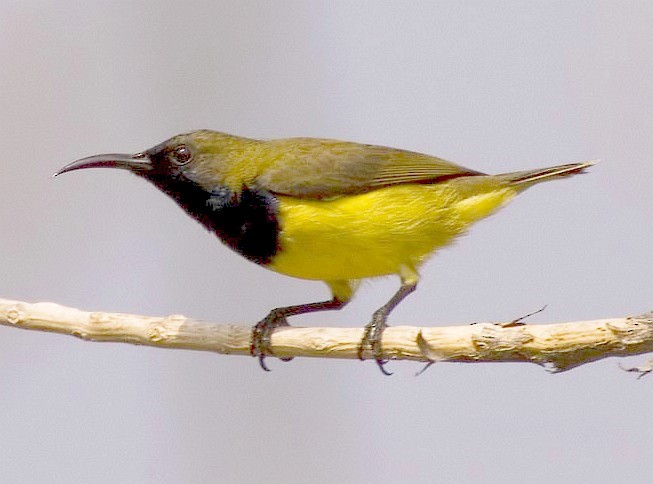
[171,145,192,165]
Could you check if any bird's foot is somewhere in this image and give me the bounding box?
[250,310,293,371]
[358,310,392,376]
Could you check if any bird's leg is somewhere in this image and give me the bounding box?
[359,279,418,375]
[251,297,348,371]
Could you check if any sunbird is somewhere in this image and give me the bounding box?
[56,130,593,374]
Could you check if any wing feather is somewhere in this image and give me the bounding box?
[254,138,483,198]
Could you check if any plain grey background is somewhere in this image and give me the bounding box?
[1,1,652,483]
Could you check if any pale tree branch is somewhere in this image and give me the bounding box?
[1,298,652,374]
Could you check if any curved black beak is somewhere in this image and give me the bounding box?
[53,152,152,177]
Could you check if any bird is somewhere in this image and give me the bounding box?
[55,130,593,374]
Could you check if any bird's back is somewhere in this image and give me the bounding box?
[225,137,484,199]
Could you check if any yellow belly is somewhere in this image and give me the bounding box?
[268,179,517,281]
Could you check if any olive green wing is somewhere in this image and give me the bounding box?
[254,138,484,199]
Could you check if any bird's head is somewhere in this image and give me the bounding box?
[54,130,253,192]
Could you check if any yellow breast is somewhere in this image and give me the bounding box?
[268,178,516,281]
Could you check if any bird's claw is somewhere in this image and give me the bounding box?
[250,312,293,371]
[358,311,392,375]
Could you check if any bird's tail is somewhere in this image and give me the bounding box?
[500,160,597,187]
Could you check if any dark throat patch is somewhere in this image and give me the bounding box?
[144,173,280,265]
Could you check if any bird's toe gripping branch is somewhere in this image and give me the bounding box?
[359,310,392,375]
[358,279,418,375]
[250,311,293,371]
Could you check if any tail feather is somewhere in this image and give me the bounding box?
[501,160,597,186]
